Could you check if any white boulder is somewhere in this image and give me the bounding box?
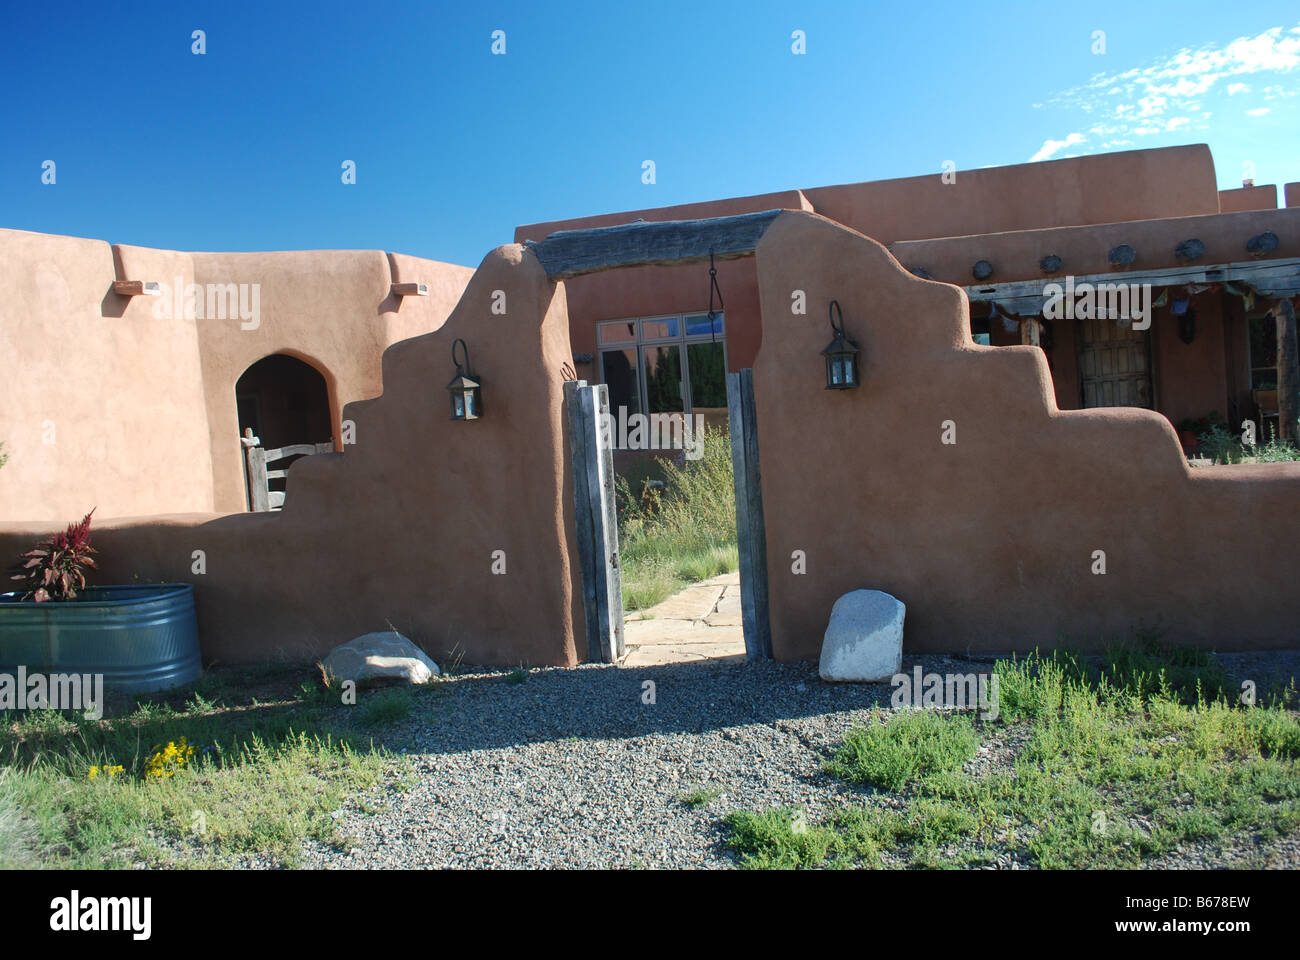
[818,589,905,682]
[321,631,441,685]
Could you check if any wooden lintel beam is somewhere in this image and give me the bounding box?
[525,209,786,281]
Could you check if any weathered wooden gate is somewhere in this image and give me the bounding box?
[726,368,773,659]
[242,428,333,512]
[564,379,625,662]
[534,212,781,662]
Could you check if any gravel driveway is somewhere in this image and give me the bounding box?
[294,651,1300,870]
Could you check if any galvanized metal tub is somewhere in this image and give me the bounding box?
[0,584,202,694]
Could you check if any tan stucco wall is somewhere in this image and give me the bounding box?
[0,229,215,522]
[0,226,472,520]
[752,211,1300,657]
[0,245,582,667]
[1151,295,1230,427]
[803,145,1219,244]
[188,248,472,513]
[1219,185,1278,212]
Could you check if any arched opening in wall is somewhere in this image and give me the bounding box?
[235,354,334,510]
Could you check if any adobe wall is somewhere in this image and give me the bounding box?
[0,225,472,521]
[803,145,1219,245]
[1219,185,1278,212]
[752,211,1300,657]
[0,245,583,667]
[187,248,472,513]
[1150,295,1230,427]
[0,229,215,523]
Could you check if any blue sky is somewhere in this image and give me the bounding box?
[2,0,1298,267]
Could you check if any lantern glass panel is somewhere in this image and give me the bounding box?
[465,390,476,418]
[453,392,465,418]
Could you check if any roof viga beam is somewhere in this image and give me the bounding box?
[525,209,786,280]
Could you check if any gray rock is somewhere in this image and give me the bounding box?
[818,589,905,682]
[322,631,441,685]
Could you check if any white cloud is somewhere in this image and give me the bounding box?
[1246,107,1271,115]
[1137,94,1168,116]
[1029,132,1086,162]
[1043,23,1299,142]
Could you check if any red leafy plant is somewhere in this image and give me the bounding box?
[10,509,98,602]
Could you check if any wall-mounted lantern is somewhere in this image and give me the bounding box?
[822,300,860,390]
[446,338,482,420]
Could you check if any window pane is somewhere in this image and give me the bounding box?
[685,312,724,336]
[639,317,680,340]
[686,341,727,412]
[598,321,637,345]
[601,348,641,417]
[642,345,684,413]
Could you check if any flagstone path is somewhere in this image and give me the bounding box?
[620,571,746,667]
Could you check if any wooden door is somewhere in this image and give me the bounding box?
[1077,316,1152,408]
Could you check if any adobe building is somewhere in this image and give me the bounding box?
[517,143,1299,446]
[1,143,1298,668]
[5,143,1296,526]
[0,235,472,522]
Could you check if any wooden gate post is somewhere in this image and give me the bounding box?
[1277,299,1299,444]
[564,380,625,662]
[245,438,269,512]
[727,369,772,659]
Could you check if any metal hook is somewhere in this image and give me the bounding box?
[451,337,470,372]
[707,250,724,325]
[829,300,845,335]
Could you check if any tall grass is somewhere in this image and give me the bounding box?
[616,425,738,610]
[0,769,33,867]
[0,671,398,868]
[726,641,1300,869]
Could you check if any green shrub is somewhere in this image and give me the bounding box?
[356,688,414,725]
[827,711,979,791]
